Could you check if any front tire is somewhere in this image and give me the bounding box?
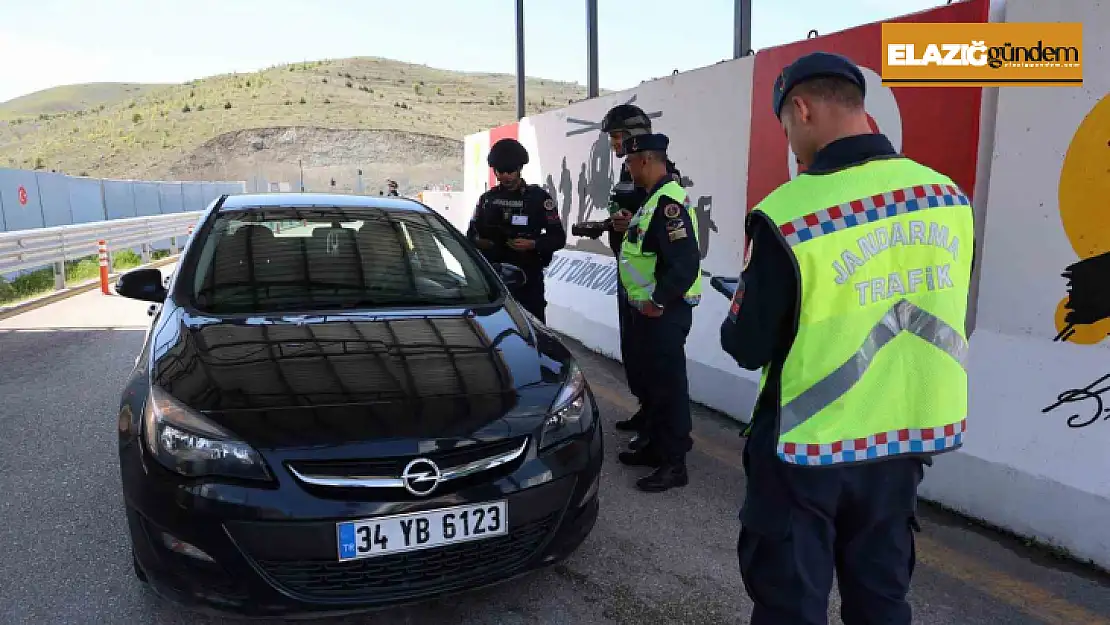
[132,548,148,583]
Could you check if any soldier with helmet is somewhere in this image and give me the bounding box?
[468,137,566,322]
[586,104,685,453]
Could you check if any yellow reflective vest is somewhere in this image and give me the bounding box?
[618,180,703,309]
[751,156,973,466]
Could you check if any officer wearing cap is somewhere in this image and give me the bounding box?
[616,132,702,493]
[595,104,686,452]
[720,52,974,624]
[468,137,566,322]
[387,179,399,196]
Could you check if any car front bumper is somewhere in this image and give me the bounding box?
[121,419,602,618]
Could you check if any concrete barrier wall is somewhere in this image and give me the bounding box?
[417,190,470,231]
[0,168,245,234]
[916,0,1110,571]
[36,172,74,228]
[0,169,46,232]
[68,177,105,225]
[463,0,1110,570]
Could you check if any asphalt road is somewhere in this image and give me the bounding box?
[1,280,1108,624]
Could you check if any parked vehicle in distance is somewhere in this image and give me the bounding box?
[114,193,602,618]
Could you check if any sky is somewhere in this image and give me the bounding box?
[0,0,944,104]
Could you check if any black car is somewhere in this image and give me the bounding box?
[114,193,602,618]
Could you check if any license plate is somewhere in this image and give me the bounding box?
[336,501,508,562]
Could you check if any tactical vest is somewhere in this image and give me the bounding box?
[752,157,973,466]
[618,180,703,310]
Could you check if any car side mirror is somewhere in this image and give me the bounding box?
[116,268,167,303]
[492,262,527,289]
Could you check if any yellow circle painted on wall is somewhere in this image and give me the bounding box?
[1059,94,1110,259]
[1053,93,1110,345]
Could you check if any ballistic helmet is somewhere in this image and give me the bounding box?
[600,104,652,136]
[487,138,529,172]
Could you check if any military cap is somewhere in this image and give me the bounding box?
[622,133,669,155]
[772,51,867,118]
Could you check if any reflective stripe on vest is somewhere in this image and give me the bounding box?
[752,156,973,467]
[618,180,703,309]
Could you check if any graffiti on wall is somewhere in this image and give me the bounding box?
[537,95,718,262]
[1053,93,1110,345]
[1042,372,1110,429]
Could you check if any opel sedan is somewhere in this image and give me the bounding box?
[114,193,602,618]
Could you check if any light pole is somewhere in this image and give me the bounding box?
[734,0,752,58]
[515,0,526,120]
[586,0,598,98]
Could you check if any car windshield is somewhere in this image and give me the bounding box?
[186,206,499,314]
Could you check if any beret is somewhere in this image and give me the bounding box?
[773,51,866,117]
[623,133,670,154]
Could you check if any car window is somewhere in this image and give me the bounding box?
[186,207,498,314]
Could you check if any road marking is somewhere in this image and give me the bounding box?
[590,381,1110,625]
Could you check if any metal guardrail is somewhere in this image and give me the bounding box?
[0,212,202,287]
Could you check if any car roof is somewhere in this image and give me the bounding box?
[218,193,431,213]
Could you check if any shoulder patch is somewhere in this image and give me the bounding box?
[663,203,681,219]
[543,198,555,210]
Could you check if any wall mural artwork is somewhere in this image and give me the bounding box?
[1042,373,1110,429]
[1041,94,1110,429]
[1053,93,1110,345]
[544,95,718,267]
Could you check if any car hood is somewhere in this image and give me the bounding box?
[147,302,568,448]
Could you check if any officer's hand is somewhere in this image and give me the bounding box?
[508,238,536,251]
[474,238,494,249]
[610,210,632,233]
[640,301,664,317]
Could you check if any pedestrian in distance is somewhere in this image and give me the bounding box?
[720,51,974,625]
[615,132,702,493]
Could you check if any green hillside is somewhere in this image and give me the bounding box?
[0,57,594,183]
[0,83,166,119]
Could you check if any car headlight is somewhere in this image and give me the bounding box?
[142,385,271,481]
[540,361,594,451]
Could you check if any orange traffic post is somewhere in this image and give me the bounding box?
[98,239,110,295]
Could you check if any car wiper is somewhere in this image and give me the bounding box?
[329,296,471,309]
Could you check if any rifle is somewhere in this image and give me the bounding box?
[571,220,609,239]
[710,276,740,299]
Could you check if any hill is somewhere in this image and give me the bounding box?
[0,57,596,193]
[0,83,167,119]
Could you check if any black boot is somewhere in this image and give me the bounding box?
[614,408,647,432]
[618,446,662,468]
[635,462,688,493]
[628,433,651,451]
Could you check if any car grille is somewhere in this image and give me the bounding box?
[253,512,559,602]
[287,437,525,478]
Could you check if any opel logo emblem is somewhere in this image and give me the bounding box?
[401,458,442,497]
